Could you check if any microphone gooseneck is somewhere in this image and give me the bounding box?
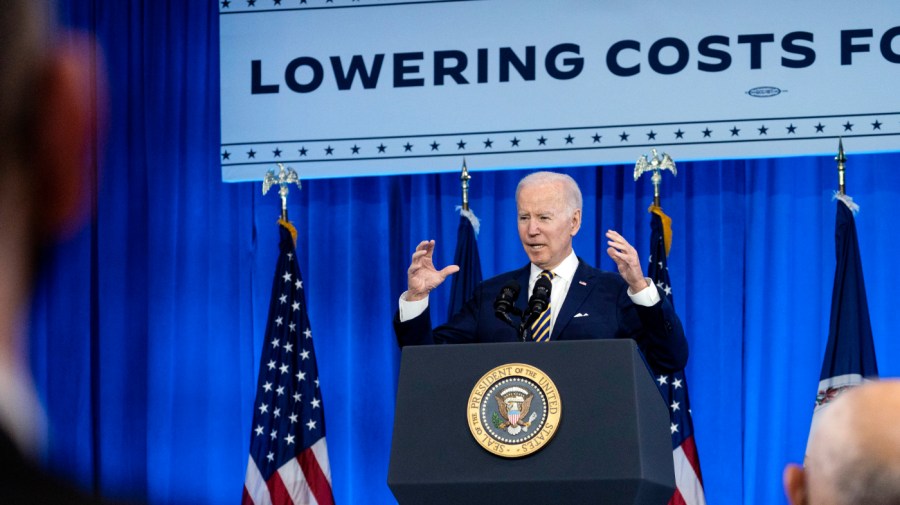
[493,280,521,328]
[522,274,552,335]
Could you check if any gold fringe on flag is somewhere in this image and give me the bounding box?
[278,218,298,246]
[648,205,672,257]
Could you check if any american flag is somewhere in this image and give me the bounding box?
[647,206,706,505]
[243,222,335,505]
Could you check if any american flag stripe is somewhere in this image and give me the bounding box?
[310,439,333,485]
[243,442,335,505]
[243,456,273,505]
[277,457,309,505]
[679,435,703,479]
[267,471,292,505]
[290,441,335,505]
[673,440,706,505]
[670,490,687,505]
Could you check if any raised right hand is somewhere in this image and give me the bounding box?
[406,240,460,301]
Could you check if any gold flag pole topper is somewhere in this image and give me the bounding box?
[635,148,677,255]
[634,148,677,208]
[836,138,846,196]
[460,158,471,211]
[263,163,301,222]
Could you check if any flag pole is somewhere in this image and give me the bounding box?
[460,158,471,211]
[448,157,483,321]
[262,163,301,222]
[836,138,846,196]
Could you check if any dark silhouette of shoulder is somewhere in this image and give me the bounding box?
[0,427,106,505]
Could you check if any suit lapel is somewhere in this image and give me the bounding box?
[550,260,596,341]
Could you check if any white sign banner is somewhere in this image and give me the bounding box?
[219,0,900,181]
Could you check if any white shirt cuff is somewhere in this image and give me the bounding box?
[398,291,429,322]
[628,278,660,307]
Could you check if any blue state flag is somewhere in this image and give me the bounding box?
[447,208,482,320]
[807,197,878,447]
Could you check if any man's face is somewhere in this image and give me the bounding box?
[516,181,581,270]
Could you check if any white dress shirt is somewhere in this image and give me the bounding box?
[527,251,578,335]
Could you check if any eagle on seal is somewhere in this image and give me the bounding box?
[495,389,534,433]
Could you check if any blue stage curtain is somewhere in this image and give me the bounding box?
[23,2,900,504]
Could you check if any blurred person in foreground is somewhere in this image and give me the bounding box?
[0,0,107,502]
[784,380,900,505]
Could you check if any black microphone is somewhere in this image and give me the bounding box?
[493,279,521,328]
[524,274,552,329]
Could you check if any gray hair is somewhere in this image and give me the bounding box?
[515,171,583,215]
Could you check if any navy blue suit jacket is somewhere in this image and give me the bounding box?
[394,259,688,374]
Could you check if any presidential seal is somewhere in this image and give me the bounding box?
[466,363,561,458]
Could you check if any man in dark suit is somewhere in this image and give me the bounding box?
[394,171,687,374]
[0,1,112,503]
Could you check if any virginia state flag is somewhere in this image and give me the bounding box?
[447,208,482,320]
[806,196,878,450]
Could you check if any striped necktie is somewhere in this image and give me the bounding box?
[531,270,554,342]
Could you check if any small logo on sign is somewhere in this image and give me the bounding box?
[746,86,786,98]
[467,363,561,458]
